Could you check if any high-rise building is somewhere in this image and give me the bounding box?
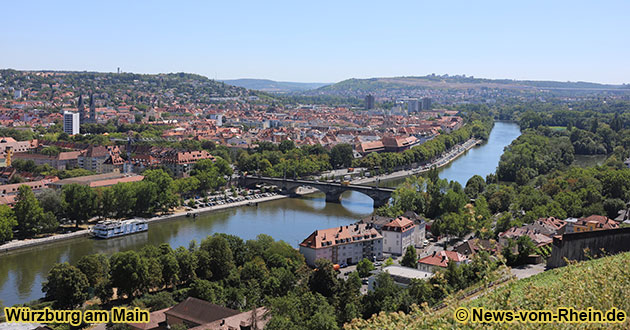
[63,111,80,135]
[13,90,22,99]
[421,97,432,110]
[365,94,375,110]
[407,99,420,113]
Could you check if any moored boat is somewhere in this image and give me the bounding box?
[91,219,148,239]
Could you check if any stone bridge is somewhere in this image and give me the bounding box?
[239,176,395,208]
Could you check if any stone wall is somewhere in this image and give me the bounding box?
[547,228,630,268]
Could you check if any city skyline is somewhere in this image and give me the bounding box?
[1,0,629,84]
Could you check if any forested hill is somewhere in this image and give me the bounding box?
[0,69,257,105]
[303,75,628,97]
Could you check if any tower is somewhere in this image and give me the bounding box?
[78,94,85,124]
[89,93,97,123]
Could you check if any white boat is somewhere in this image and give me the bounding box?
[91,219,148,239]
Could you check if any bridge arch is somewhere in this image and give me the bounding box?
[239,176,393,208]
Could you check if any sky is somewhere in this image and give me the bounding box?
[1,0,629,84]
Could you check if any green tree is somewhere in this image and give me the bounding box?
[0,205,17,243]
[464,175,486,199]
[61,183,97,227]
[309,259,339,298]
[266,290,339,330]
[76,253,109,287]
[42,263,89,309]
[330,144,353,169]
[175,246,197,284]
[109,251,149,298]
[189,279,224,304]
[37,189,64,217]
[356,258,375,278]
[200,235,235,281]
[401,245,417,268]
[142,169,177,212]
[14,185,58,236]
[160,252,180,287]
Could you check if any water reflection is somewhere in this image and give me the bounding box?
[0,191,370,308]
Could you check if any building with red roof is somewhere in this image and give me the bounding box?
[299,223,383,267]
[417,250,468,273]
[382,216,420,255]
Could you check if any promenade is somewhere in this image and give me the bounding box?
[352,138,481,184]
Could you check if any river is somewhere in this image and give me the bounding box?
[0,121,521,309]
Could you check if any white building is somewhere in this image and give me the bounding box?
[63,111,80,135]
[382,216,418,255]
[367,265,432,291]
[299,223,383,267]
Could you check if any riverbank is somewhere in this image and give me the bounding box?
[352,138,481,184]
[0,193,292,255]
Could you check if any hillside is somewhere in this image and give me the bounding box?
[303,75,628,99]
[346,252,630,329]
[222,78,330,93]
[0,69,256,106]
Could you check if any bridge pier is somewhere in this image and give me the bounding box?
[239,176,395,209]
[372,196,391,208]
[325,190,343,203]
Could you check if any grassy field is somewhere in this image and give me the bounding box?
[345,252,630,329]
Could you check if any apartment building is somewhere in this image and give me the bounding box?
[299,223,383,267]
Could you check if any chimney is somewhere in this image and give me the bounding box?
[221,320,225,326]
[432,251,436,257]
[442,256,446,262]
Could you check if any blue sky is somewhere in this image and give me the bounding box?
[1,0,629,84]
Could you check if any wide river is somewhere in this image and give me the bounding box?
[0,121,521,309]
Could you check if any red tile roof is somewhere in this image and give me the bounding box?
[418,250,467,268]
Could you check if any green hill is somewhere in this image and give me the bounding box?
[346,252,630,329]
[222,78,330,93]
[304,75,627,98]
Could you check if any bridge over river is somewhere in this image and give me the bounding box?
[240,176,395,207]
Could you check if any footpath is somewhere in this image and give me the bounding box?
[352,138,481,184]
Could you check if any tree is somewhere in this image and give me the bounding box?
[175,246,197,284]
[109,251,149,298]
[0,205,17,243]
[464,175,486,199]
[42,263,89,309]
[76,253,109,287]
[356,258,375,278]
[309,259,339,298]
[143,169,177,212]
[266,290,338,330]
[516,236,536,265]
[160,252,180,287]
[330,144,353,169]
[189,279,224,304]
[401,246,417,268]
[335,272,362,325]
[61,183,97,227]
[603,198,626,219]
[279,140,295,153]
[37,189,63,217]
[14,185,58,236]
[200,235,234,281]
